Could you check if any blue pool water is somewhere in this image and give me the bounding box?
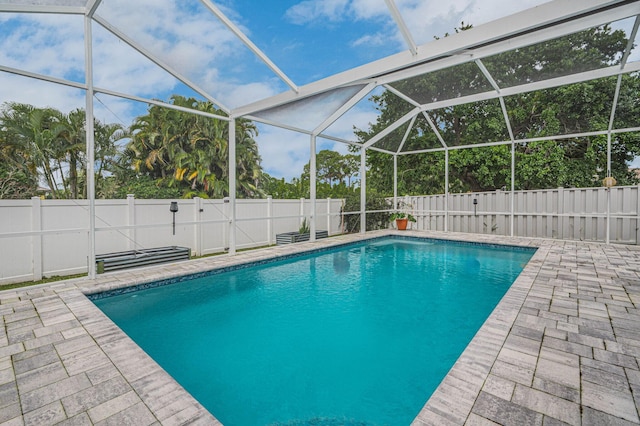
[93,237,534,425]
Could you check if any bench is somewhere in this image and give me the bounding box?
[96,246,191,273]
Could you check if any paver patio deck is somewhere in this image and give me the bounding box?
[1,230,640,425]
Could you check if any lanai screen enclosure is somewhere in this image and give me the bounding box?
[1,0,639,278]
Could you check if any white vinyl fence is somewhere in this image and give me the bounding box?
[0,196,344,284]
[406,185,640,244]
[2,186,638,285]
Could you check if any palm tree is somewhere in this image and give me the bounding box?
[234,118,263,198]
[93,121,128,198]
[127,95,265,199]
[55,108,87,198]
[1,103,64,197]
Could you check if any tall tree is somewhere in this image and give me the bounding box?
[1,102,126,199]
[1,103,64,197]
[0,129,38,198]
[359,23,640,195]
[126,96,264,198]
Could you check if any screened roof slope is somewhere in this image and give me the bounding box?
[1,0,639,152]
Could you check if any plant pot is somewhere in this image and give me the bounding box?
[395,218,408,230]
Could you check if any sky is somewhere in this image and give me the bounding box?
[2,0,638,179]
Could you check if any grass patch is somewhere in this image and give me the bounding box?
[0,242,292,291]
[0,273,87,292]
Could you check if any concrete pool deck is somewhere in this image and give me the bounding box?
[1,230,639,425]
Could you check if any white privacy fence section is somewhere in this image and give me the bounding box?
[0,196,344,284]
[2,186,638,285]
[407,185,640,244]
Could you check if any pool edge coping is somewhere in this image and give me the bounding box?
[78,229,544,424]
[2,230,587,425]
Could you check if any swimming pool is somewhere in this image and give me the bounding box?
[92,236,535,425]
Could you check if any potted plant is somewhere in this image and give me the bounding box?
[389,212,416,230]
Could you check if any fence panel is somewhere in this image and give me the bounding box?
[0,197,345,284]
[1,188,637,285]
[407,185,639,244]
[0,200,34,282]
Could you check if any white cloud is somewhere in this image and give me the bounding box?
[256,125,311,179]
[1,0,555,184]
[285,0,350,25]
[0,1,285,115]
[351,33,387,48]
[350,0,390,20]
[221,81,281,109]
[91,26,179,98]
[395,0,551,46]
[0,73,139,127]
[0,14,84,82]
[0,73,85,112]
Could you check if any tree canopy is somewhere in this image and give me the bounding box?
[358,23,640,195]
[123,95,263,199]
[3,20,640,202]
[0,102,126,199]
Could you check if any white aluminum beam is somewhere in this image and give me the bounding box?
[198,0,298,93]
[362,107,421,148]
[233,0,637,117]
[85,0,102,18]
[384,0,418,55]
[312,83,376,135]
[422,111,447,149]
[398,126,640,156]
[244,115,314,135]
[310,135,317,241]
[0,64,232,122]
[0,64,86,90]
[0,4,84,14]
[94,87,231,121]
[621,15,640,68]
[228,118,236,255]
[93,13,230,113]
[475,59,501,93]
[420,61,640,113]
[85,15,97,279]
[396,114,416,153]
[360,148,366,234]
[383,84,421,107]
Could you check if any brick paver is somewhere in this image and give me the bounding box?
[1,230,639,424]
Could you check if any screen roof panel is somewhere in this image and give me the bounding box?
[401,113,443,152]
[388,62,494,105]
[613,72,640,130]
[376,120,411,153]
[505,76,616,139]
[251,84,368,133]
[220,0,403,86]
[429,98,510,147]
[1,0,639,155]
[0,12,85,83]
[0,0,86,7]
[482,16,634,89]
[94,0,288,110]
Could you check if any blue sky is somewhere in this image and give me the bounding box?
[4,0,638,179]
